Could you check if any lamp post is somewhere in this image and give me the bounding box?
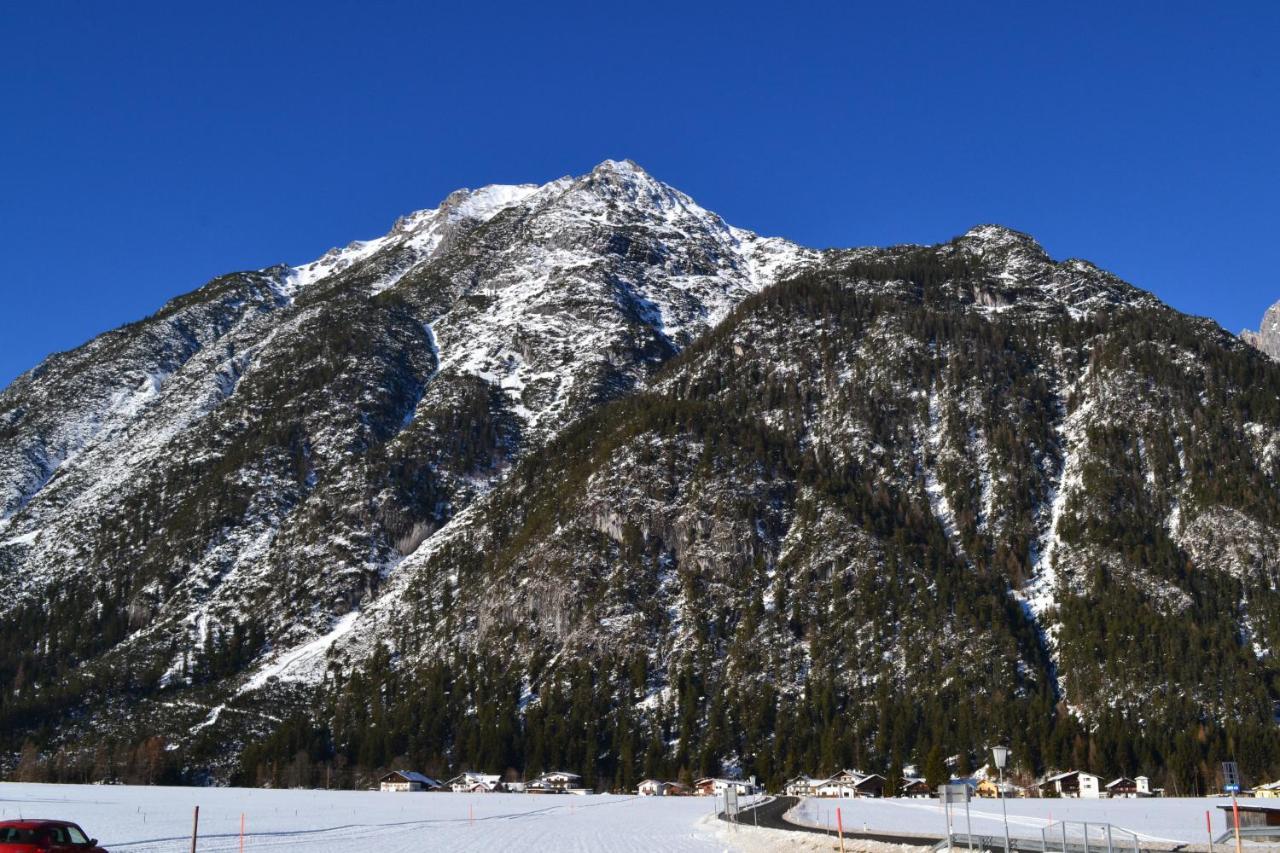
[992,745,1011,853]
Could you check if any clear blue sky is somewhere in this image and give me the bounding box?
[2,2,1277,386]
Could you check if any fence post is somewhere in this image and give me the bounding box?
[190,805,199,853]
[1083,821,1090,853]
[1061,821,1068,853]
[1105,823,1113,853]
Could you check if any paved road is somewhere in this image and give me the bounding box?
[725,795,944,847]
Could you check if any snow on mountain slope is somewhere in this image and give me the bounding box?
[0,159,818,740]
[3,160,1279,787]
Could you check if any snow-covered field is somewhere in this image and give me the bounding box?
[791,796,1243,846]
[0,784,776,852]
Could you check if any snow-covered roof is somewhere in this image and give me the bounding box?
[447,771,500,785]
[383,770,438,785]
[538,770,582,779]
[1043,770,1098,783]
[1105,777,1136,788]
[639,778,684,788]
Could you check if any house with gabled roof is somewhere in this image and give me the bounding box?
[1254,780,1280,799]
[638,778,687,796]
[784,775,819,796]
[528,770,582,793]
[808,769,885,798]
[694,777,756,797]
[445,771,502,792]
[1041,770,1102,799]
[1105,776,1139,798]
[901,777,932,798]
[379,770,440,792]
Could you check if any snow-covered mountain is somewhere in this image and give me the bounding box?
[2,161,1278,790]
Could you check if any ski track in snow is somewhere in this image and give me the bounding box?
[0,785,747,853]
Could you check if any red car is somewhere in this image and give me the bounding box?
[0,821,106,852]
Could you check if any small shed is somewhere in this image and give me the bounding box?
[1221,804,1280,828]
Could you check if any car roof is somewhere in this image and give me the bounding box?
[0,819,80,828]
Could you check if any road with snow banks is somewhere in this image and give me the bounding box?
[732,795,943,846]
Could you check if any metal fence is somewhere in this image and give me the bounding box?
[936,821,1142,853]
[1038,821,1141,853]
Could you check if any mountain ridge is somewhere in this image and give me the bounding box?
[2,161,1278,792]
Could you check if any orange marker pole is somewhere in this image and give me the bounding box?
[1232,795,1243,853]
[836,807,846,853]
[1206,809,1215,853]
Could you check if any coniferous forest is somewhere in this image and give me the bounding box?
[2,161,1279,797]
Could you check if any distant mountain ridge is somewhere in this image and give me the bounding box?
[2,161,1278,792]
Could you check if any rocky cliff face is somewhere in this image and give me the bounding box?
[1242,300,1280,360]
[2,162,1278,789]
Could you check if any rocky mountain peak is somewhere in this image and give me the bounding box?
[2,161,1274,791]
[956,223,1049,259]
[1242,300,1280,360]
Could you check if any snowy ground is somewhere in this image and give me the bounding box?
[791,796,1245,846]
[0,784,820,852]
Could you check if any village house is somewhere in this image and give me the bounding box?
[445,771,502,793]
[852,773,885,798]
[975,778,1019,798]
[815,769,863,798]
[1105,777,1140,798]
[694,778,756,797]
[900,777,932,798]
[528,771,582,793]
[1041,770,1102,799]
[794,770,885,798]
[784,775,819,797]
[1255,780,1280,799]
[378,770,439,792]
[638,779,688,796]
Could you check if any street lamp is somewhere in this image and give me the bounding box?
[992,746,1011,853]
